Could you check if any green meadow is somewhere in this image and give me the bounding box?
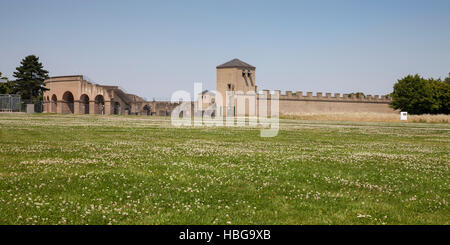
[0,114,448,224]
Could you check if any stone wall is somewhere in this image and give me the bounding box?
[256,90,394,115]
[43,76,180,116]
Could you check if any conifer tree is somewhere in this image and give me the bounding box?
[0,72,14,94]
[13,55,49,101]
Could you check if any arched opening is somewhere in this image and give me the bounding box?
[143,105,152,116]
[94,95,105,114]
[62,91,74,114]
[113,101,121,115]
[51,94,58,113]
[80,94,90,114]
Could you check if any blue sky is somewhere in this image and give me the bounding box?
[1,0,449,99]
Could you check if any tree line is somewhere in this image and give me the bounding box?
[390,74,450,114]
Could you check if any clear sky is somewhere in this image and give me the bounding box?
[1,0,449,100]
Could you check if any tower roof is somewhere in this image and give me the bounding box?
[216,58,255,70]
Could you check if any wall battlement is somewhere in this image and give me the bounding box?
[259,90,391,104]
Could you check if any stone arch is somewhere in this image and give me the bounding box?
[62,91,74,114]
[94,95,105,114]
[113,101,121,115]
[80,94,90,114]
[51,94,57,113]
[143,104,152,116]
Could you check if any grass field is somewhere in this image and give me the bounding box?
[0,113,448,225]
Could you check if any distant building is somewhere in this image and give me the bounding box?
[43,59,395,116]
[42,76,178,115]
[213,58,394,116]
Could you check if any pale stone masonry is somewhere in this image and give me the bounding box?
[43,58,395,116]
[42,75,178,115]
[213,58,394,116]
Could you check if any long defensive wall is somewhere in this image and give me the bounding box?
[263,90,394,114]
[215,59,395,115]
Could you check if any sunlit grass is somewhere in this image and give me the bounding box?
[0,113,448,224]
